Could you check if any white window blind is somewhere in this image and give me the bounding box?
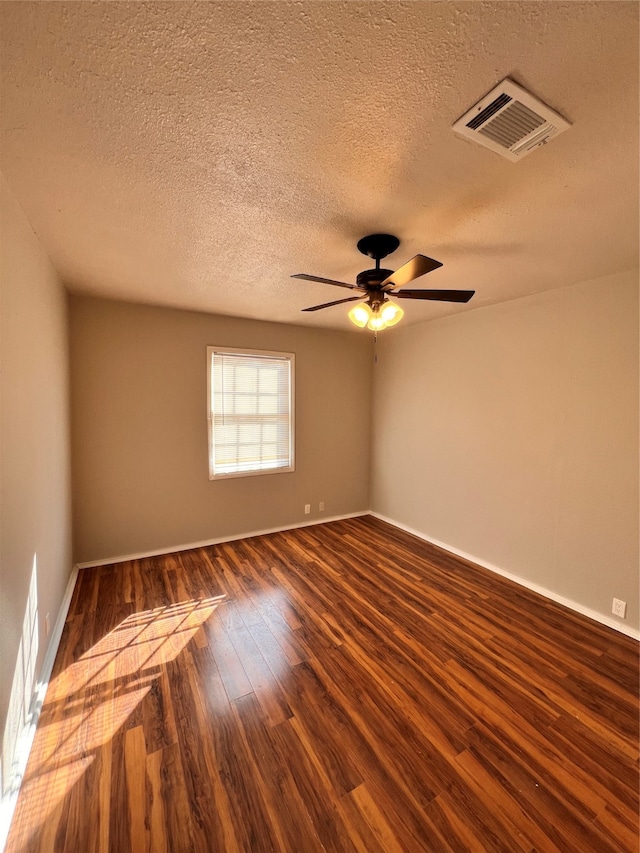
[207,347,295,479]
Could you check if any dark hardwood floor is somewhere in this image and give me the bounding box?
[6,516,639,852]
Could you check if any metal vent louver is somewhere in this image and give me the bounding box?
[452,78,571,162]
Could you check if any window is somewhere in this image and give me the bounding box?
[207,346,295,479]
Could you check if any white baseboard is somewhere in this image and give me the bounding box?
[75,511,369,569]
[370,512,640,641]
[0,565,79,853]
[76,510,639,641]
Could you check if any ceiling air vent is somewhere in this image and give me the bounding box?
[452,78,571,162]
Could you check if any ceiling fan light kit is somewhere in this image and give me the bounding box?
[379,300,404,327]
[347,299,404,331]
[347,303,371,329]
[293,233,475,331]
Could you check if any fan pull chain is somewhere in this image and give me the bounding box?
[374,331,378,363]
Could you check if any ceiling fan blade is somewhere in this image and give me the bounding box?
[394,289,475,303]
[302,296,362,312]
[380,255,443,290]
[292,273,359,291]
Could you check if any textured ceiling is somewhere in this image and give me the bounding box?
[1,2,638,330]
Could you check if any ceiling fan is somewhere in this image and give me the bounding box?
[292,233,475,330]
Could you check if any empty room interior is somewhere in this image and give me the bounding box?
[1,2,638,852]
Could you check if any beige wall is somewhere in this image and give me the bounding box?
[70,296,372,563]
[0,176,72,798]
[371,269,639,632]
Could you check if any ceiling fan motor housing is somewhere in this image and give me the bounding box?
[356,268,393,289]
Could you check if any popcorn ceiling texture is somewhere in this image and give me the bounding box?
[0,2,638,329]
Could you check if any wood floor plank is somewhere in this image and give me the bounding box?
[453,749,563,853]
[146,742,197,853]
[450,666,638,823]
[546,712,639,811]
[204,609,253,702]
[163,652,227,851]
[141,667,179,755]
[123,726,147,852]
[593,801,640,852]
[225,618,293,727]
[6,516,639,852]
[235,697,351,853]
[145,748,169,853]
[346,784,407,853]
[465,723,621,853]
[337,787,407,853]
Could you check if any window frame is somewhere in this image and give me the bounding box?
[207,345,295,480]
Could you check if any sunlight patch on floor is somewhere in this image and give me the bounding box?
[7,594,224,851]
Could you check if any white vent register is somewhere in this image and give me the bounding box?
[453,78,571,162]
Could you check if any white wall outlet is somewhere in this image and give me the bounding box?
[319,501,325,512]
[45,612,51,636]
[304,504,311,515]
[612,598,627,618]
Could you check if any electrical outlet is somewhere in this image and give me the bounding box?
[319,501,325,512]
[612,598,627,618]
[45,613,51,636]
[304,504,311,515]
